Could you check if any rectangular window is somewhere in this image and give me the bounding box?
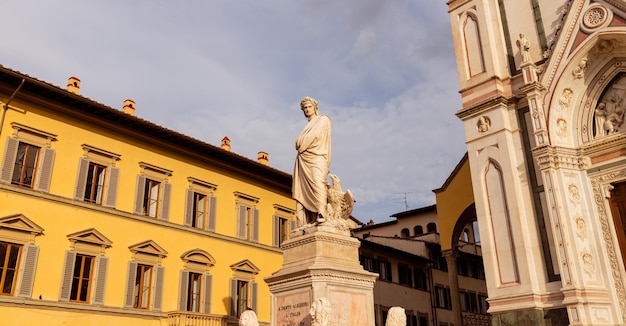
[12,142,40,187]
[435,286,451,309]
[193,193,207,229]
[418,315,428,326]
[373,259,392,282]
[187,272,202,312]
[278,217,288,245]
[143,179,161,217]
[359,255,373,271]
[84,162,106,204]
[0,241,21,295]
[70,254,94,303]
[458,257,469,276]
[413,269,428,291]
[478,294,488,314]
[237,280,249,318]
[398,264,412,287]
[134,264,153,309]
[459,291,469,312]
[237,204,259,242]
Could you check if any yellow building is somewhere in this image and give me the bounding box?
[0,67,296,325]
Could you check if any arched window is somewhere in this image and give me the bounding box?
[414,225,424,235]
[462,228,470,242]
[427,222,437,233]
[401,228,410,238]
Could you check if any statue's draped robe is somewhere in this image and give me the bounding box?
[293,115,331,215]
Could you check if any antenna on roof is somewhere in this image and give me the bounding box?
[394,192,411,211]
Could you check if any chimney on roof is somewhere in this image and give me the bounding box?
[257,151,269,165]
[122,99,135,116]
[67,77,81,95]
[221,136,231,151]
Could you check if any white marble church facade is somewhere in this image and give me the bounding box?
[446,0,626,325]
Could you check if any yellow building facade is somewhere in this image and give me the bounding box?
[0,67,296,325]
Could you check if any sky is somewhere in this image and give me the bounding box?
[1,1,467,223]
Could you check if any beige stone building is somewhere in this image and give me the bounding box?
[354,204,488,326]
[446,0,626,324]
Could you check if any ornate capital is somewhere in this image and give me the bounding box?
[533,146,588,170]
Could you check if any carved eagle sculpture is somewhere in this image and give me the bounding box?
[326,174,354,223]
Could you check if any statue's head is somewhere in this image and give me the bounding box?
[301,96,318,112]
[310,297,331,324]
[239,310,259,326]
[386,307,406,326]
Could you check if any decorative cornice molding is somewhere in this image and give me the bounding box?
[280,233,359,251]
[533,145,588,170]
[456,95,516,120]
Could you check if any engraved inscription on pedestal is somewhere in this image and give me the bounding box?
[275,291,312,326]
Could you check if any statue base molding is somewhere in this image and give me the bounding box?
[265,225,377,326]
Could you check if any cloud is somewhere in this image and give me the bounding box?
[0,1,466,222]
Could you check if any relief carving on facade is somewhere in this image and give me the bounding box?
[556,118,568,139]
[559,88,574,108]
[581,4,610,33]
[476,116,490,132]
[594,75,626,137]
[572,58,589,79]
[575,216,587,239]
[568,184,581,204]
[582,250,596,278]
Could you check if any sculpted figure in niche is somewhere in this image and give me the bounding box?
[310,297,331,326]
[595,103,607,137]
[516,33,531,63]
[386,307,407,326]
[293,96,332,226]
[559,88,573,109]
[239,310,259,326]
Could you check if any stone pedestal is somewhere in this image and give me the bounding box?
[265,224,377,326]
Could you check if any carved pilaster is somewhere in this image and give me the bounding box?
[533,146,621,324]
[520,82,548,147]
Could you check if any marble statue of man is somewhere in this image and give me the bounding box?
[310,297,331,326]
[385,307,406,326]
[239,310,259,326]
[293,96,332,226]
[516,33,531,63]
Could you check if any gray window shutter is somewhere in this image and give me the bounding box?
[203,274,212,313]
[153,266,165,311]
[229,278,237,317]
[208,196,217,232]
[0,137,18,184]
[74,158,89,200]
[35,147,55,192]
[133,175,146,215]
[104,166,120,208]
[178,270,190,311]
[124,261,138,308]
[184,189,193,227]
[251,282,258,313]
[290,220,297,235]
[59,251,77,302]
[237,205,247,239]
[93,256,109,305]
[272,215,279,247]
[18,244,39,298]
[161,183,172,221]
[252,208,260,242]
